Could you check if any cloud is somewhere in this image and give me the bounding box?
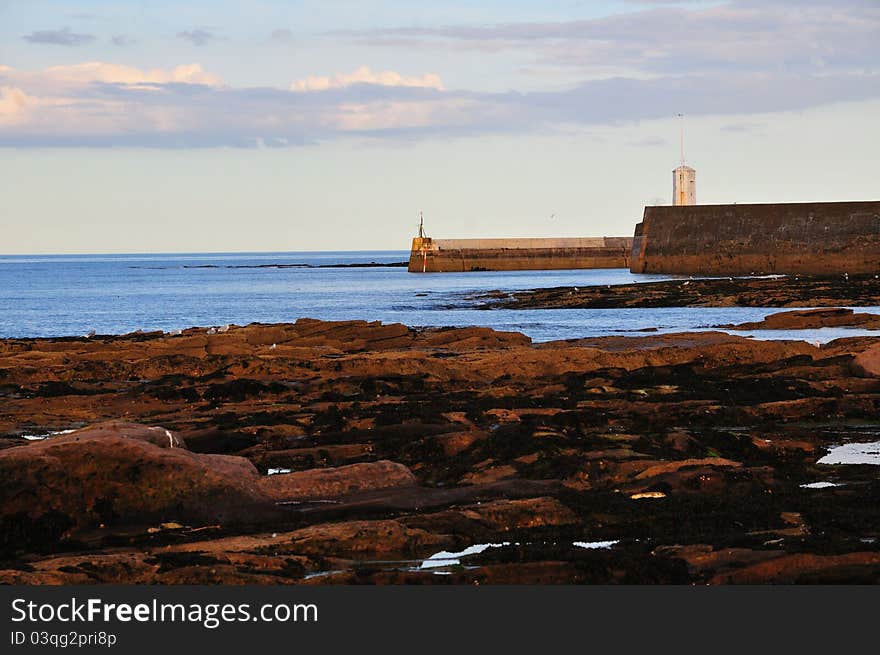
[111,35,136,47]
[5,1,876,149]
[0,86,72,128]
[2,0,879,149]
[1,63,224,93]
[331,97,479,131]
[22,27,96,47]
[269,29,294,43]
[0,87,32,125]
[623,1,709,4]
[0,62,227,142]
[291,66,444,92]
[351,1,880,78]
[1,57,878,148]
[177,29,218,47]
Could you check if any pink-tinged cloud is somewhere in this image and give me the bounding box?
[0,87,33,125]
[0,63,225,140]
[0,60,879,147]
[291,66,444,92]
[2,62,223,93]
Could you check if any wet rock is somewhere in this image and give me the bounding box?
[716,308,880,331]
[258,460,416,501]
[632,457,742,481]
[65,421,188,449]
[421,326,531,350]
[851,344,880,377]
[0,422,277,551]
[430,430,487,456]
[312,561,590,585]
[0,552,158,585]
[487,275,880,309]
[250,443,374,471]
[288,318,415,351]
[654,544,786,579]
[708,552,880,584]
[269,519,451,559]
[400,497,576,537]
[153,566,300,585]
[461,497,577,531]
[2,319,880,584]
[459,464,518,485]
[177,427,258,454]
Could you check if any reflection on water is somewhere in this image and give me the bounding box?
[419,542,511,569]
[817,441,880,465]
[572,540,620,549]
[419,540,619,571]
[19,429,76,441]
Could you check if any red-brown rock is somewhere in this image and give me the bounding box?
[0,422,274,542]
[258,460,416,501]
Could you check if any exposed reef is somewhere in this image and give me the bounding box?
[2,319,879,584]
[713,308,880,331]
[478,275,880,309]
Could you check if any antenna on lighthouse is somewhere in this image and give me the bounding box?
[678,113,685,166]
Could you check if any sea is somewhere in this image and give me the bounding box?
[1,251,878,343]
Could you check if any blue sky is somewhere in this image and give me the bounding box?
[1,0,877,253]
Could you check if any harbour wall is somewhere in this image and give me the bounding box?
[408,237,633,272]
[631,201,880,275]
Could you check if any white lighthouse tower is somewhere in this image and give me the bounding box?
[672,114,696,206]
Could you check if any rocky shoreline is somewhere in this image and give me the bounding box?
[2,318,880,584]
[477,274,880,309]
[713,308,880,331]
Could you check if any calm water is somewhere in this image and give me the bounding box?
[1,251,878,343]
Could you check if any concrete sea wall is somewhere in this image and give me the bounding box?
[408,237,633,272]
[631,201,880,275]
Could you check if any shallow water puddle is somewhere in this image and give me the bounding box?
[573,540,620,549]
[274,499,339,506]
[817,441,880,465]
[302,570,346,581]
[301,540,622,579]
[419,543,511,569]
[20,429,76,441]
[419,540,619,571]
[267,468,292,475]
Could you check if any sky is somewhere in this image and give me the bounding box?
[1,0,878,254]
